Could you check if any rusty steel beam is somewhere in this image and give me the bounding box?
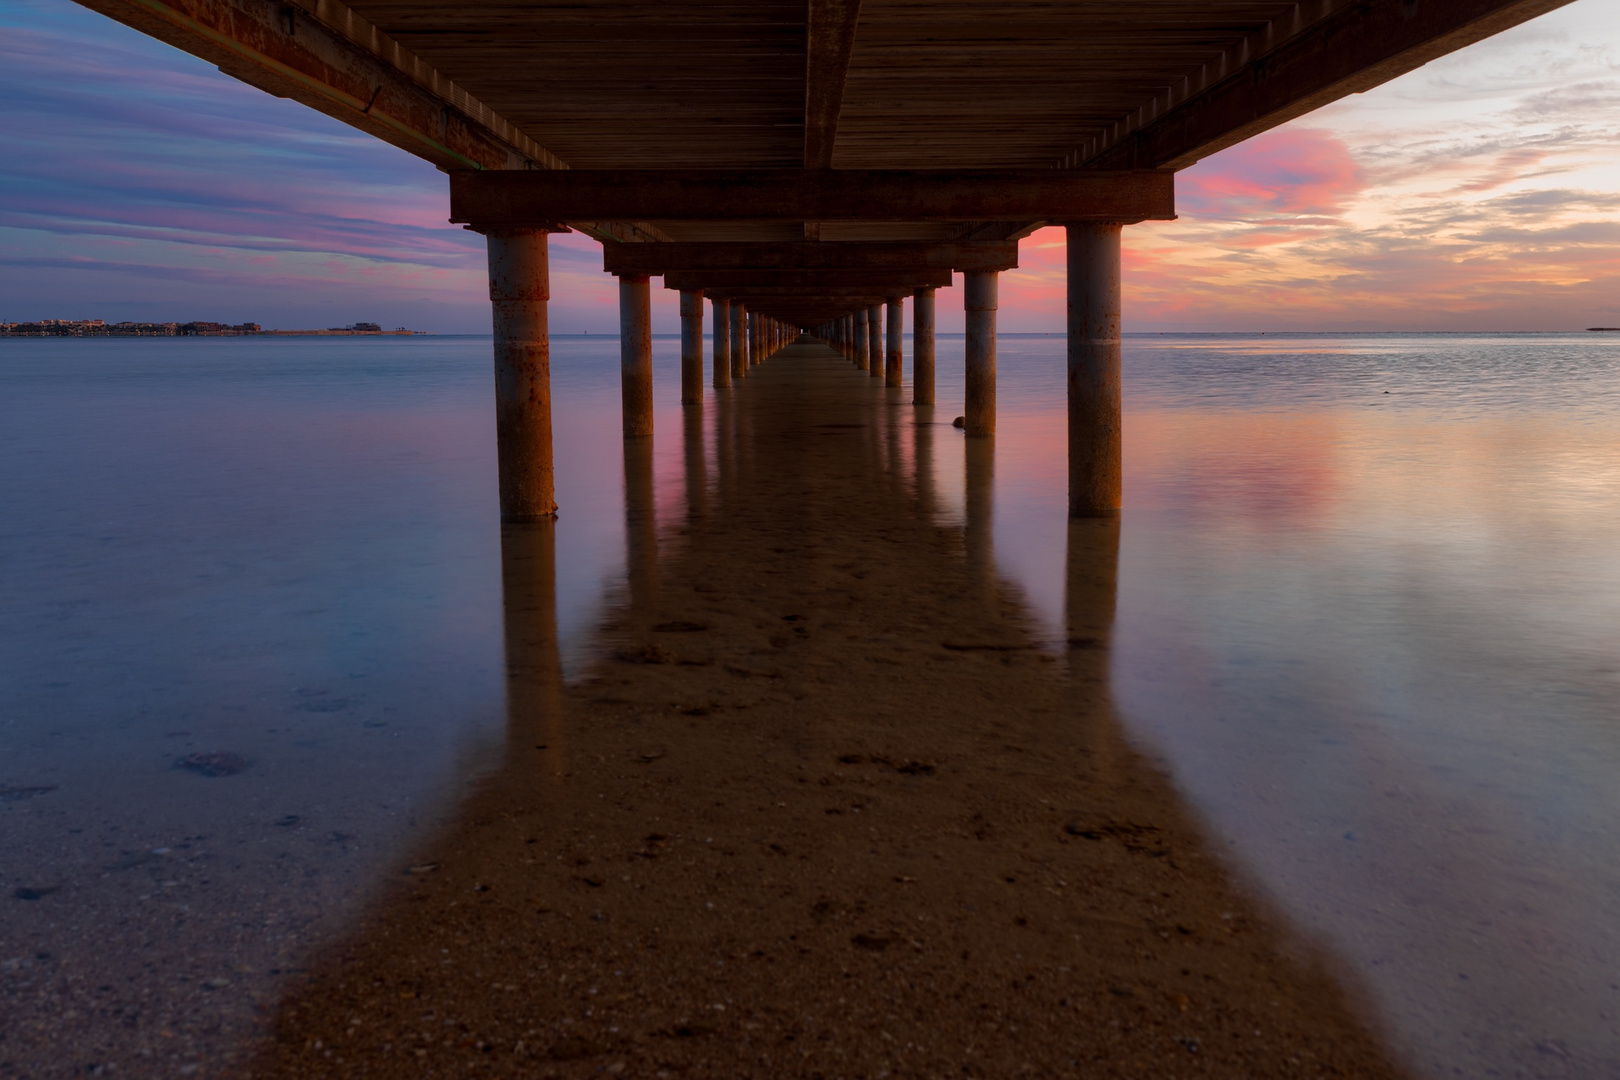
[1072,0,1576,171]
[605,240,1017,275]
[74,0,559,172]
[451,169,1174,225]
[804,0,863,169]
[662,269,952,291]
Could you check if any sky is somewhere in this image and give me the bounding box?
[0,0,1616,333]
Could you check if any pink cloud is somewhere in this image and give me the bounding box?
[1179,128,1365,221]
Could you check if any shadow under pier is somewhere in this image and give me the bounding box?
[248,342,1405,1079]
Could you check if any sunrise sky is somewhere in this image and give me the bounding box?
[1,0,1617,333]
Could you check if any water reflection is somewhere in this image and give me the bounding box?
[248,342,1399,1077]
[14,332,1608,1076]
[501,521,565,775]
[623,434,658,608]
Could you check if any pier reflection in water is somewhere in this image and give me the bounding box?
[7,333,1620,1077]
[250,343,1396,1078]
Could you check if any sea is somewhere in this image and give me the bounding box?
[2,331,1618,1077]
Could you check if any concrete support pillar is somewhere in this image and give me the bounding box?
[679,289,704,405]
[1066,223,1123,516]
[712,297,731,389]
[619,275,654,438]
[486,228,557,521]
[867,305,883,377]
[885,296,904,388]
[963,270,998,437]
[912,287,936,406]
[853,309,869,370]
[731,302,748,380]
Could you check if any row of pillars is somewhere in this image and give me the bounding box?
[678,292,792,400]
[814,273,995,438]
[484,222,1123,524]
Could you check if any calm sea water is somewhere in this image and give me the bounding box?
[3,331,1618,1076]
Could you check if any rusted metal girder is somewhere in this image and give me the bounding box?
[662,269,952,292]
[451,170,1174,226]
[1071,0,1575,171]
[605,241,1018,275]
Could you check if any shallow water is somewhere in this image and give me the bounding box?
[3,331,1619,1076]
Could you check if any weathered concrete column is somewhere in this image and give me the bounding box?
[712,297,731,389]
[1066,223,1124,516]
[867,305,883,377]
[619,274,654,438]
[487,227,558,521]
[963,270,998,437]
[852,309,869,370]
[731,302,748,380]
[679,288,704,405]
[885,296,904,388]
[912,286,936,406]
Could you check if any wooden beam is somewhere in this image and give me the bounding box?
[604,240,1017,274]
[804,0,863,169]
[706,286,920,299]
[451,169,1174,225]
[73,0,562,172]
[661,269,952,291]
[1072,0,1576,171]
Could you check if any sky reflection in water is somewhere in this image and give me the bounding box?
[2,332,1618,1076]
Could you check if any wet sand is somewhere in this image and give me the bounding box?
[246,343,1405,1078]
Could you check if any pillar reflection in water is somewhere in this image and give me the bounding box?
[682,403,707,523]
[499,521,564,774]
[1064,515,1122,773]
[623,434,658,608]
[963,434,995,603]
[714,383,737,508]
[912,404,938,518]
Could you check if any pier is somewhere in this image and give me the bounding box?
[36,1,1584,1074]
[73,0,1569,520]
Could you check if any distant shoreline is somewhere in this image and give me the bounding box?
[0,320,422,338]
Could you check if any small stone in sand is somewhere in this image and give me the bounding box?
[175,752,248,777]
